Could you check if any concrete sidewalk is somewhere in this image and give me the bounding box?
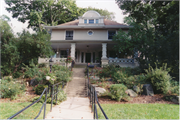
[45,68,93,119]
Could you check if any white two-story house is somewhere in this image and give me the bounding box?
[39,10,137,67]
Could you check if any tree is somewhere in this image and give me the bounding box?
[5,0,80,31]
[114,1,179,80]
[1,15,53,76]
[5,0,115,31]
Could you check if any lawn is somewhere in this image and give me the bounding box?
[0,102,51,119]
[97,103,179,119]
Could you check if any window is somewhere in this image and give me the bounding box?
[87,30,93,36]
[66,31,73,40]
[84,19,87,24]
[108,31,116,39]
[96,19,99,23]
[60,50,67,58]
[89,19,94,24]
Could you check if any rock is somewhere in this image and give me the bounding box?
[133,86,140,93]
[171,99,178,104]
[95,87,106,96]
[26,82,29,87]
[30,79,38,86]
[171,96,179,104]
[125,89,138,97]
[142,84,154,96]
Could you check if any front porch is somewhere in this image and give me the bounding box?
[38,41,139,68]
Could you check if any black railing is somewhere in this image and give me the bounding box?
[87,67,108,119]
[8,82,64,119]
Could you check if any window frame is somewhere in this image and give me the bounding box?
[65,31,73,40]
[108,31,116,40]
[89,19,94,24]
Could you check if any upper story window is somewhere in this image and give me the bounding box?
[96,19,99,23]
[108,31,116,39]
[89,19,94,24]
[66,31,73,40]
[84,19,87,24]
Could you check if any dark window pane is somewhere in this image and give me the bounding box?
[89,19,94,24]
[61,50,68,58]
[108,31,116,39]
[66,31,73,40]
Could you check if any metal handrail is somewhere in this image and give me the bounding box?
[87,67,108,119]
[8,82,64,119]
[8,87,48,119]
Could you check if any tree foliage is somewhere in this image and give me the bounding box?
[5,0,115,31]
[114,1,179,80]
[1,16,53,76]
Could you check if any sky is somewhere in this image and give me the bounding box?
[0,0,127,34]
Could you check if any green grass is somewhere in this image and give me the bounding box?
[0,102,51,119]
[97,103,179,119]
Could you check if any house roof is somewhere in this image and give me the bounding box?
[44,19,131,29]
[57,19,126,26]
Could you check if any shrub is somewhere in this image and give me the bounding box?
[32,90,66,105]
[35,84,48,95]
[170,80,179,95]
[12,71,23,78]
[38,63,47,68]
[109,84,130,101]
[112,71,127,83]
[0,79,26,100]
[145,63,171,94]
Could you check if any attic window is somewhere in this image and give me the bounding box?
[84,19,87,24]
[96,19,99,23]
[89,19,94,24]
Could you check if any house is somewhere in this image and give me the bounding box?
[38,10,138,67]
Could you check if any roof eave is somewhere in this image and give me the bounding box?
[44,25,132,30]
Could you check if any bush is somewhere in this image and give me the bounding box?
[35,84,48,95]
[38,63,47,68]
[0,79,26,100]
[12,71,23,78]
[170,80,179,95]
[109,84,130,101]
[32,90,66,105]
[145,63,171,94]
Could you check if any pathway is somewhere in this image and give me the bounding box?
[45,68,93,119]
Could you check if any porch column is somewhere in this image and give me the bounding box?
[70,43,76,60]
[83,52,85,63]
[101,43,108,66]
[102,43,107,59]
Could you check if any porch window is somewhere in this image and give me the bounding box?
[108,31,116,39]
[66,31,73,40]
[89,19,94,24]
[60,50,68,58]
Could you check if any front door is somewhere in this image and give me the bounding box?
[86,53,91,63]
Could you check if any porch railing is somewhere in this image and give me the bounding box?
[87,67,108,119]
[109,58,134,63]
[8,82,64,119]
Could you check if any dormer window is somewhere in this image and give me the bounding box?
[84,19,87,24]
[96,19,99,23]
[89,19,94,24]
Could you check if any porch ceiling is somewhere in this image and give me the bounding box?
[51,42,116,50]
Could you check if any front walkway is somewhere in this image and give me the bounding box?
[45,68,93,119]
